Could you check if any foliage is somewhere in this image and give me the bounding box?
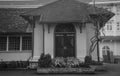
[66,57,81,68]
[7,61,18,68]
[84,56,103,65]
[79,62,90,68]
[0,61,7,69]
[51,57,89,68]
[84,56,92,64]
[91,61,103,65]
[0,61,29,69]
[38,53,52,68]
[51,57,66,68]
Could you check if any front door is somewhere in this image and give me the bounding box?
[55,23,75,58]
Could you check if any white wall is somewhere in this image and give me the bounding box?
[75,24,87,61]
[86,23,98,61]
[0,52,32,61]
[44,24,56,58]
[33,23,97,61]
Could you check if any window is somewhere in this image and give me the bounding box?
[106,21,112,30]
[8,36,20,51]
[116,6,120,15]
[0,36,7,51]
[22,36,32,50]
[0,35,32,52]
[102,46,110,55]
[117,22,120,30]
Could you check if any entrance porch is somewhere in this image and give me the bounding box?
[32,22,96,62]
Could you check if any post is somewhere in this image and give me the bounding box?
[43,24,45,55]
[97,21,100,62]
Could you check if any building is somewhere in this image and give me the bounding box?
[90,0,120,63]
[0,0,113,63]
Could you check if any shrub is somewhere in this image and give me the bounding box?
[52,57,66,68]
[0,61,7,69]
[84,56,92,65]
[7,61,18,68]
[66,57,81,68]
[17,61,29,68]
[79,62,90,68]
[91,61,103,65]
[38,53,52,68]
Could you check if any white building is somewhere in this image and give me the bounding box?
[0,0,113,64]
[90,0,120,63]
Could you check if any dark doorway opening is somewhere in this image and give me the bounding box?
[55,23,75,58]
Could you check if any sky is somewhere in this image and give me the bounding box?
[0,0,119,8]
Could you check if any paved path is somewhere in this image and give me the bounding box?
[0,64,120,76]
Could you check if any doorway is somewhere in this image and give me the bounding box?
[55,23,75,58]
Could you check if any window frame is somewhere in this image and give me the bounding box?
[0,34,32,52]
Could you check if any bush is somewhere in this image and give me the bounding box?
[52,57,66,68]
[84,56,92,65]
[79,62,90,68]
[0,61,7,69]
[66,57,81,68]
[7,61,18,68]
[91,61,103,65]
[17,61,29,68]
[38,53,52,68]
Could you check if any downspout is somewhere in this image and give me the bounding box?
[32,16,35,58]
[43,24,45,55]
[97,21,100,62]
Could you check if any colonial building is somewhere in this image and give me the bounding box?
[0,0,113,62]
[90,0,120,63]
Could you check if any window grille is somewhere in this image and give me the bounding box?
[22,36,32,50]
[8,36,20,51]
[0,36,7,51]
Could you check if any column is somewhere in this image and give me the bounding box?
[32,21,43,61]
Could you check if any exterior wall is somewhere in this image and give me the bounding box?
[86,23,98,61]
[90,1,120,61]
[75,24,87,61]
[0,34,32,61]
[33,22,97,61]
[116,41,120,55]
[44,24,55,58]
[43,24,88,61]
[99,41,114,58]
[0,52,32,61]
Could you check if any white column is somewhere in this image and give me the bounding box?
[32,21,43,61]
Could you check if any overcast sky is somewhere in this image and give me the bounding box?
[0,0,91,2]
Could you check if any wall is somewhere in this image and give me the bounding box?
[0,52,32,61]
[44,24,55,58]
[86,23,98,61]
[33,23,96,61]
[75,24,87,61]
[100,40,120,57]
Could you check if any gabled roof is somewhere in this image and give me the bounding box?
[0,8,33,32]
[21,0,114,25]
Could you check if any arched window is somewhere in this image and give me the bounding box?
[102,46,112,63]
[102,46,110,55]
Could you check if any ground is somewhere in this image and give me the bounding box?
[0,64,120,76]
